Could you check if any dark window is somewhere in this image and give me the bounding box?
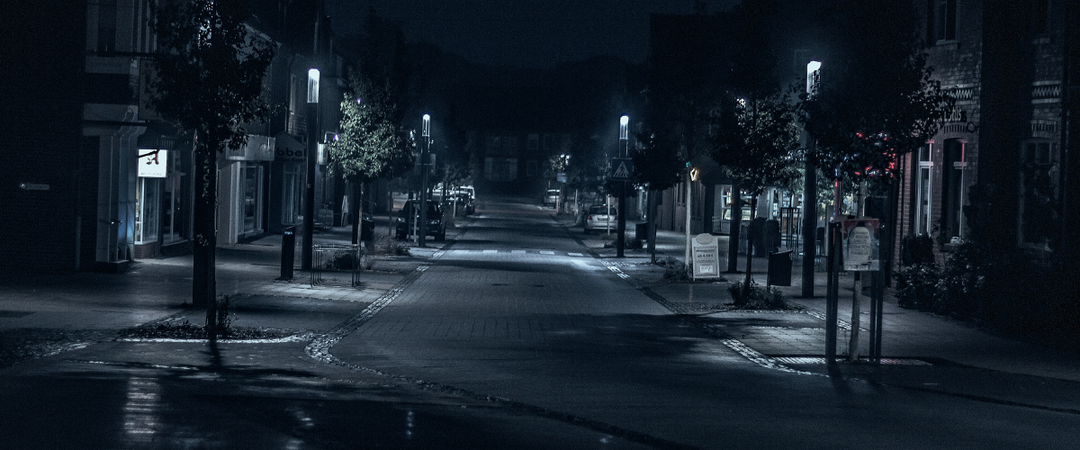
[928,0,957,42]
[97,0,117,53]
[1019,140,1061,248]
[939,139,965,242]
[1032,0,1050,35]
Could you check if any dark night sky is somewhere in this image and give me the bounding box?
[326,0,740,68]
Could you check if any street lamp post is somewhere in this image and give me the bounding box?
[802,61,821,299]
[302,67,320,271]
[617,115,630,257]
[420,114,431,247]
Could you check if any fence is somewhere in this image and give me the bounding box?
[310,243,362,287]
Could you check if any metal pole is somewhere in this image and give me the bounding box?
[420,114,430,247]
[826,221,840,363]
[825,167,842,364]
[685,170,692,267]
[617,115,629,258]
[801,150,817,298]
[302,68,320,271]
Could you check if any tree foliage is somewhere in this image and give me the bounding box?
[799,0,954,183]
[632,127,684,192]
[328,71,413,183]
[709,93,801,196]
[148,0,274,154]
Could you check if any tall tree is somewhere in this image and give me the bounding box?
[328,71,413,243]
[714,0,789,275]
[632,126,686,257]
[796,0,953,360]
[799,0,953,185]
[147,0,274,337]
[709,92,801,290]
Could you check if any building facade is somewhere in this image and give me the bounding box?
[2,0,337,273]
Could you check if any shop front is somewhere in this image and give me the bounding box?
[218,135,274,244]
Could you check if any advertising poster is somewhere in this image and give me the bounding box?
[692,233,720,280]
[843,218,880,272]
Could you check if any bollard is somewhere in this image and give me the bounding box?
[280,226,296,280]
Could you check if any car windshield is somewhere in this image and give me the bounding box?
[589,206,616,215]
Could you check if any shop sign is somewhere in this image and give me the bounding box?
[227,135,275,161]
[138,149,167,178]
[843,218,880,272]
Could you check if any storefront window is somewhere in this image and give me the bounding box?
[282,163,302,225]
[241,163,263,234]
[162,149,190,244]
[135,178,160,244]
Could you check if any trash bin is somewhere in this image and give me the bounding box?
[767,250,793,286]
[360,213,374,241]
[635,222,647,240]
[280,226,296,280]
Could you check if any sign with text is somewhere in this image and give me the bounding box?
[843,218,880,272]
[138,149,167,178]
[691,233,721,280]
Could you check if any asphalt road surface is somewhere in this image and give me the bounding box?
[2,197,1078,449]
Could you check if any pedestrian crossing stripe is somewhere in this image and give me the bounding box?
[444,249,588,257]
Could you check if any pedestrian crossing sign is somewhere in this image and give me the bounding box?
[611,158,633,180]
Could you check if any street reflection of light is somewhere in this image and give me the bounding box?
[405,409,415,440]
[122,377,162,441]
[291,408,315,430]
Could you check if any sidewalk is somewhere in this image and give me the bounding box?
[573,215,1080,383]
[4,207,1079,391]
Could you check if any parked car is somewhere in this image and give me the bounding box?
[584,205,618,233]
[543,189,560,206]
[395,200,445,241]
[450,192,475,215]
[454,185,475,201]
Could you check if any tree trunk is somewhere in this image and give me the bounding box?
[647,188,658,263]
[350,181,362,244]
[744,196,757,296]
[727,183,742,273]
[192,144,218,337]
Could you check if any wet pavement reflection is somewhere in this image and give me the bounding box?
[0,346,654,450]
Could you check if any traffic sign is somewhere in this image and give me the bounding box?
[610,158,633,180]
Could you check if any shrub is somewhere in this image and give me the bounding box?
[935,242,987,318]
[728,279,787,310]
[894,262,940,311]
[659,257,690,282]
[901,234,935,265]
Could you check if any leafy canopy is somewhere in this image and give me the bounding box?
[709,93,801,196]
[329,71,413,182]
[799,0,954,182]
[148,0,274,153]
